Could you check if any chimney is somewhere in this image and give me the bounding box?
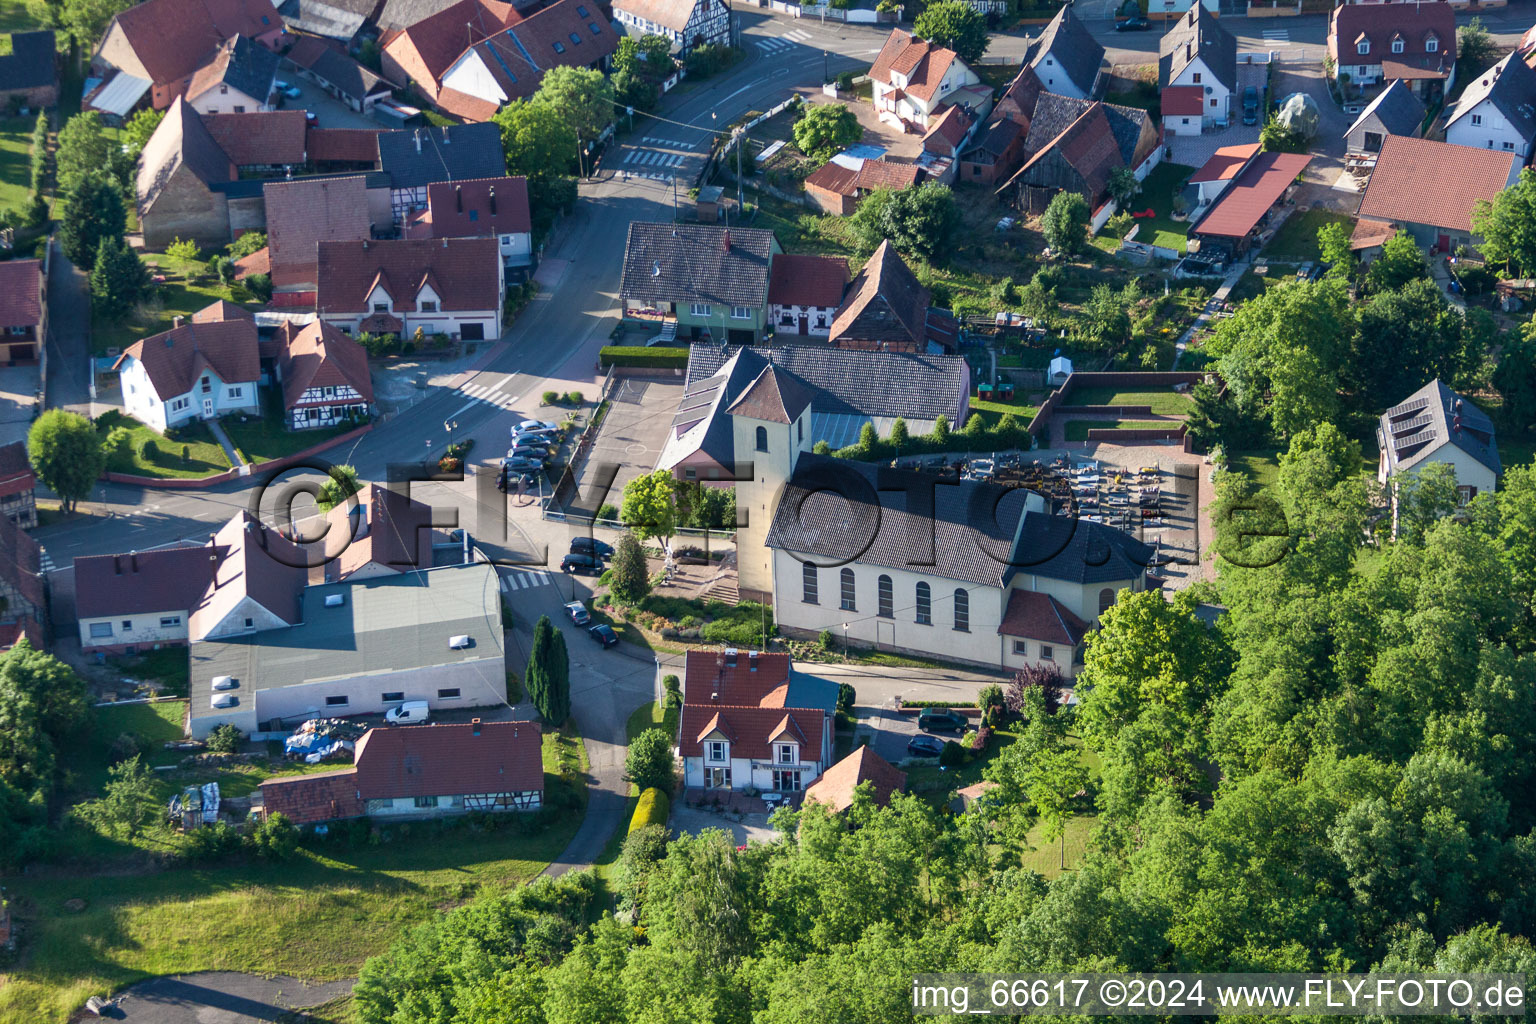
[130,551,138,573]
[471,717,481,736]
[725,648,737,667]
[113,555,122,575]
[456,184,463,212]
[1185,42,1192,63]
[748,651,759,671]
[723,229,731,253]
[172,315,184,329]
[488,187,496,214]
[414,129,422,153]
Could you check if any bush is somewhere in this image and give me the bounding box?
[542,390,560,405]
[701,618,766,647]
[565,391,584,406]
[617,822,670,910]
[599,345,689,370]
[598,502,619,522]
[206,723,243,753]
[662,674,682,710]
[180,444,190,465]
[108,731,142,764]
[819,628,836,650]
[138,438,159,462]
[182,821,244,861]
[244,273,272,302]
[978,683,1004,726]
[836,682,856,713]
[248,812,299,860]
[939,740,966,767]
[164,237,200,260]
[970,725,992,752]
[629,786,671,834]
[625,727,675,793]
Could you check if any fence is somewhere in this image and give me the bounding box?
[1026,371,1207,439]
[545,363,619,512]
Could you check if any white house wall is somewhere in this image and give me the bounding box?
[1170,57,1230,125]
[189,84,270,115]
[195,595,293,641]
[80,608,190,650]
[1446,102,1532,158]
[441,51,506,107]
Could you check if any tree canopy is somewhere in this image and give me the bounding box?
[1040,191,1089,256]
[526,615,571,725]
[911,0,989,64]
[1472,167,1536,276]
[58,172,126,271]
[792,103,861,162]
[28,410,104,513]
[848,182,958,263]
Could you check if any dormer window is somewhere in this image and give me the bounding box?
[706,740,727,763]
[420,300,437,313]
[1391,36,1404,54]
[1358,40,1370,55]
[1426,36,1438,53]
[373,302,389,313]
[776,743,797,765]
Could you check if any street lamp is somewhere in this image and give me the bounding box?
[842,622,849,659]
[444,418,458,451]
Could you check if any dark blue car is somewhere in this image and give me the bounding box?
[588,624,619,648]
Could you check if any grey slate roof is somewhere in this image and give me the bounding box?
[1028,6,1103,99]
[619,222,776,309]
[1446,52,1536,141]
[377,124,507,189]
[1345,79,1426,141]
[0,30,56,91]
[1003,511,1158,586]
[1376,378,1500,476]
[277,0,373,41]
[1024,93,1150,166]
[1159,5,1235,92]
[217,35,281,104]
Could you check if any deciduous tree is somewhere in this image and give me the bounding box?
[1366,230,1428,292]
[912,0,989,64]
[792,102,861,161]
[620,470,677,555]
[28,409,103,513]
[608,531,651,605]
[1040,191,1089,256]
[58,172,125,271]
[625,727,675,792]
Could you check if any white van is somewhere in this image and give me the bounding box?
[385,700,430,725]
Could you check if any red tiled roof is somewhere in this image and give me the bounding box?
[613,0,697,33]
[259,767,364,824]
[390,0,521,85]
[1350,216,1397,251]
[1161,84,1204,117]
[1189,142,1260,183]
[767,253,850,308]
[1190,150,1312,239]
[0,442,34,500]
[683,648,793,706]
[504,0,617,82]
[0,515,41,613]
[1016,101,1122,201]
[1329,1,1455,71]
[1380,58,1450,81]
[192,299,253,323]
[306,128,383,164]
[317,237,502,314]
[318,483,433,580]
[234,245,270,279]
[279,319,375,410]
[0,260,41,329]
[113,318,260,400]
[998,588,1089,645]
[831,239,930,347]
[870,29,959,105]
[202,110,307,166]
[265,176,373,289]
[924,104,971,151]
[725,366,813,425]
[803,745,906,812]
[108,0,283,88]
[75,545,215,618]
[804,160,858,196]
[436,85,501,121]
[352,720,543,798]
[1357,135,1518,234]
[679,704,825,759]
[423,176,531,237]
[854,159,922,191]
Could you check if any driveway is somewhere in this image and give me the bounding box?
[671,801,776,845]
[44,235,91,416]
[110,972,352,1022]
[1271,58,1351,183]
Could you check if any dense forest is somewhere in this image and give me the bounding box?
[353,424,1536,1021]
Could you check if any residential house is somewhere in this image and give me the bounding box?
[869,29,981,132]
[93,0,284,113]
[802,746,906,813]
[0,259,44,366]
[1186,141,1260,207]
[275,318,374,429]
[376,123,507,223]
[829,239,958,354]
[311,483,435,583]
[1145,0,1219,16]
[75,546,215,653]
[802,157,922,216]
[316,236,505,341]
[1026,6,1103,100]
[435,0,618,122]
[958,63,1041,184]
[1354,135,1521,253]
[184,34,280,115]
[997,95,1160,229]
[113,313,261,430]
[404,176,534,276]
[761,453,1153,673]
[1344,79,1427,158]
[307,127,384,169]
[136,99,239,248]
[0,514,43,650]
[610,0,729,54]
[0,30,57,110]
[259,720,543,823]
[284,34,392,114]
[658,345,970,559]
[277,0,374,45]
[202,109,308,172]
[1377,379,1500,529]
[189,561,506,738]
[0,442,37,529]
[1444,53,1536,159]
[1159,5,1235,128]
[1161,84,1205,137]
[265,175,379,300]
[921,103,976,168]
[678,649,837,795]
[1328,0,1454,103]
[767,254,849,338]
[618,222,781,343]
[380,0,520,104]
[1187,150,1312,258]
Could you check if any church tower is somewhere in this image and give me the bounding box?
[725,364,812,604]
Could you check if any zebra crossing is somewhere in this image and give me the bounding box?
[755,28,811,53]
[1261,28,1289,42]
[623,148,690,168]
[458,380,520,411]
[500,569,555,592]
[618,142,705,181]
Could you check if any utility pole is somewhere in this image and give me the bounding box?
[671,172,678,220]
[735,127,744,213]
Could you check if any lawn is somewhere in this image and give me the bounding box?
[1063,387,1193,416]
[971,393,1040,425]
[1064,419,1170,441]
[97,409,231,478]
[1129,161,1196,253]
[0,115,35,213]
[222,395,361,466]
[108,646,191,696]
[1228,447,1282,489]
[1019,813,1096,877]
[1500,436,1536,473]
[8,728,587,1024]
[1262,208,1354,264]
[92,254,256,356]
[78,700,187,789]
[0,3,47,32]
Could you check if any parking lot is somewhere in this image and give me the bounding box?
[565,376,683,510]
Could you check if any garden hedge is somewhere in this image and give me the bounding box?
[600,346,689,370]
[629,787,670,834]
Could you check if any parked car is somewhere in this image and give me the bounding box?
[510,425,558,442]
[570,536,614,559]
[496,467,539,492]
[502,457,543,473]
[907,735,945,758]
[1309,261,1332,281]
[918,708,968,733]
[1114,15,1149,30]
[565,601,590,626]
[561,553,603,575]
[507,447,550,463]
[385,700,429,725]
[1242,85,1259,125]
[588,623,619,647]
[517,419,558,433]
[275,80,302,100]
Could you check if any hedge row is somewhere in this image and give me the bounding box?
[600,346,689,370]
[629,787,670,834]
[899,700,979,709]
